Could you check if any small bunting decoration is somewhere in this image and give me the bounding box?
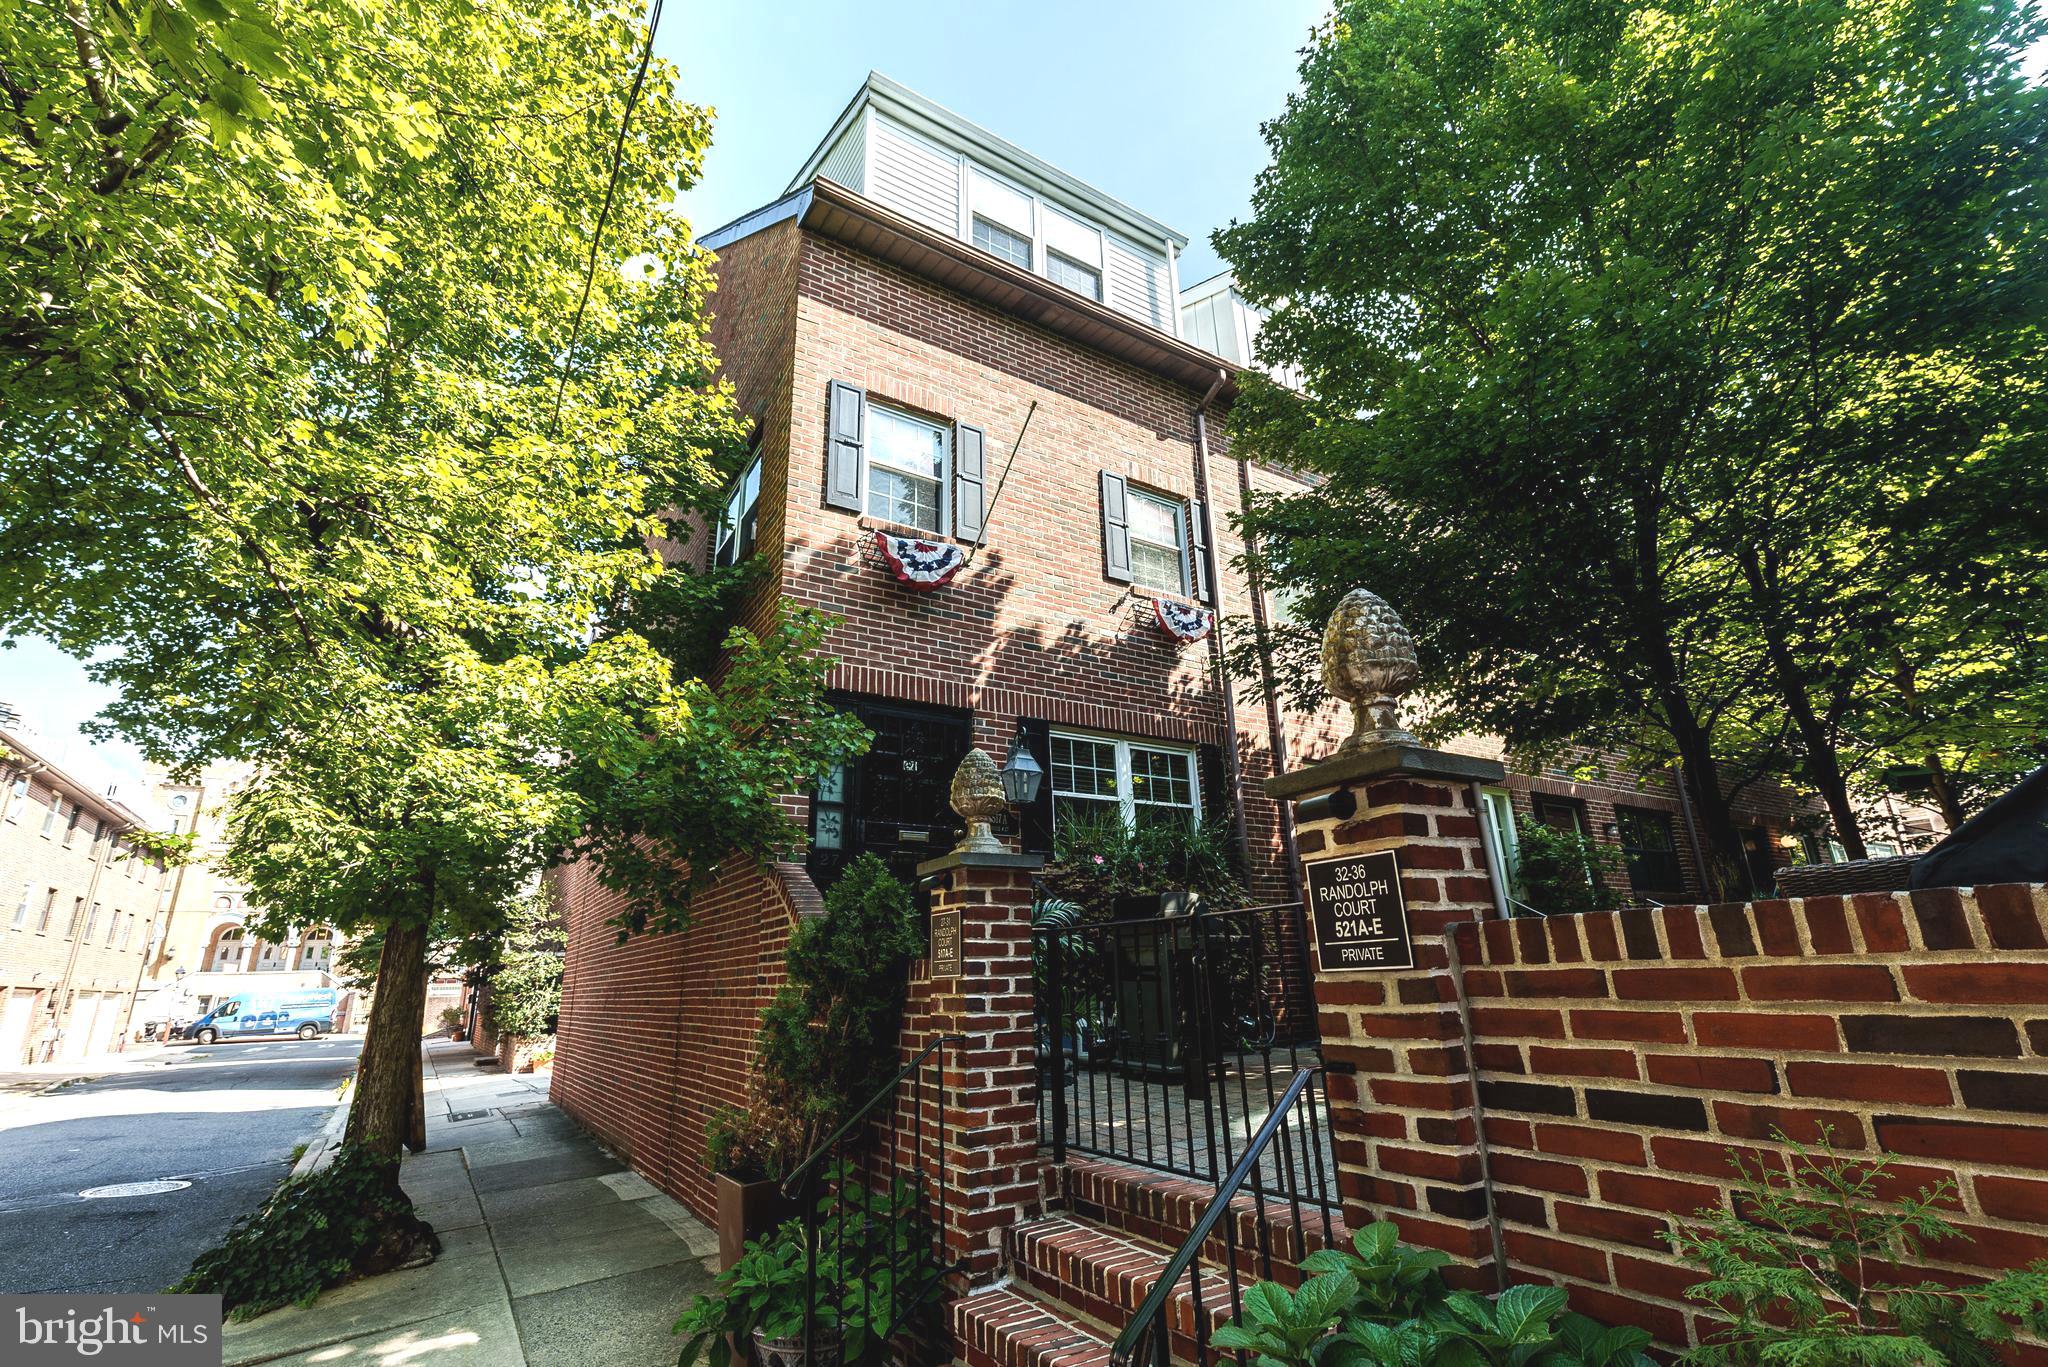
[1154,597,1214,643]
[875,532,965,592]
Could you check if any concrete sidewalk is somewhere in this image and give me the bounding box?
[223,1037,719,1366]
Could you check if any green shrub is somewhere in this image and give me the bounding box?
[675,1166,937,1367]
[1039,809,1246,913]
[171,1145,436,1319]
[1206,1222,1654,1366]
[1670,1132,2048,1365]
[712,855,920,1179]
[488,883,563,1038]
[1512,816,1624,916]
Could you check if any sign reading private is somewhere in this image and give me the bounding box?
[1305,851,1413,971]
[929,910,962,979]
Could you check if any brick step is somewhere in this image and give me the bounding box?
[952,1282,1114,1367]
[1060,1156,1350,1276]
[1010,1214,1236,1355]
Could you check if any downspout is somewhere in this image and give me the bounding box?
[1233,450,1306,908]
[1193,370,1298,902]
[1672,761,1711,902]
[48,813,119,1059]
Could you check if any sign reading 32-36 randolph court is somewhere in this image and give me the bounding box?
[1304,850,1413,971]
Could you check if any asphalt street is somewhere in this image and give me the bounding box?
[0,1035,361,1295]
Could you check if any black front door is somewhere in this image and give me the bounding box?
[808,699,972,889]
[1740,827,1779,899]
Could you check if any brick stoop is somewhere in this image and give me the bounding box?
[951,1158,1353,1367]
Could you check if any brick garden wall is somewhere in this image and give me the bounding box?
[1449,884,2048,1355]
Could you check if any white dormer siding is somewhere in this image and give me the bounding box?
[1178,272,1305,391]
[790,76,1187,336]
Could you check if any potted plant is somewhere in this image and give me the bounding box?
[706,1102,800,1273]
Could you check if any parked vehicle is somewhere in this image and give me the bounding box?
[180,986,339,1044]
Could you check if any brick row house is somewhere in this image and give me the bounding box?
[548,74,1849,1344]
[0,727,173,1064]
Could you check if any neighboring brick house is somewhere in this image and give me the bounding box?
[551,74,1824,1224]
[0,728,172,1065]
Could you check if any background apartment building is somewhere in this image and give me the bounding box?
[0,726,171,1064]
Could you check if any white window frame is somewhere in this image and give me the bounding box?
[714,449,764,568]
[1125,488,1189,594]
[861,402,951,537]
[1048,729,1201,831]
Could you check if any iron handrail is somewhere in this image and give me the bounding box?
[780,1032,966,1199]
[1108,1065,1325,1367]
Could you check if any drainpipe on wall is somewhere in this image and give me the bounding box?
[47,815,120,1058]
[1232,449,1306,909]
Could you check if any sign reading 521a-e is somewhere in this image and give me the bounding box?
[1305,851,1413,971]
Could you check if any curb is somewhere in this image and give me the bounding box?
[290,1087,353,1180]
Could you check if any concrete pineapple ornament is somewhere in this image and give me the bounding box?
[1321,588,1420,752]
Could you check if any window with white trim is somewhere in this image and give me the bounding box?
[865,404,948,535]
[714,449,763,568]
[1049,732,1200,833]
[1045,250,1101,300]
[972,217,1031,268]
[1126,489,1187,593]
[12,882,29,929]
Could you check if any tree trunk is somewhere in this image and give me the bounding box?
[1922,754,1968,831]
[345,919,432,1171]
[1665,713,1749,901]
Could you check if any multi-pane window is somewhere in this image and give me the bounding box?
[972,216,1032,269]
[1050,732,1200,835]
[12,882,29,928]
[1044,250,1101,301]
[41,797,60,838]
[1126,490,1186,593]
[6,776,24,819]
[714,451,763,568]
[865,404,948,534]
[1613,805,1683,896]
[1049,736,1122,829]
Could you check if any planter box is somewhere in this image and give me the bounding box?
[716,1172,792,1273]
[496,1033,552,1074]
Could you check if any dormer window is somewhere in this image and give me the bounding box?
[973,217,1031,269]
[1045,250,1101,301]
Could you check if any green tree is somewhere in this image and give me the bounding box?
[1220,0,2048,879]
[3,0,868,1279]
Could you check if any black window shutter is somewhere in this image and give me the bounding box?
[1100,471,1132,582]
[1188,499,1213,603]
[954,423,986,542]
[1019,718,1056,855]
[825,380,865,511]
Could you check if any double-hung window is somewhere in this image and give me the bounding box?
[1044,250,1101,300]
[1049,732,1200,835]
[12,882,29,929]
[972,216,1032,269]
[1613,805,1683,896]
[41,797,59,839]
[1126,490,1187,593]
[714,450,763,568]
[865,404,948,535]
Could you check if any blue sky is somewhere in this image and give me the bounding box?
[661,0,1330,284]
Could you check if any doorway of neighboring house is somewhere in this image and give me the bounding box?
[1739,827,1780,898]
[0,990,35,1066]
[1478,788,1521,904]
[807,698,972,890]
[62,993,101,1061]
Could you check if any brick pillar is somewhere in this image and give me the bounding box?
[1268,744,1507,1288]
[912,849,1045,1284]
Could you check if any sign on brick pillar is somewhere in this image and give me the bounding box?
[913,848,1045,1284]
[1270,742,1509,1288]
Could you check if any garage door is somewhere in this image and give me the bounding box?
[0,992,34,1066]
[61,994,100,1061]
[88,994,122,1056]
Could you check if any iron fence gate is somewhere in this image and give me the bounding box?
[1033,901,1337,1209]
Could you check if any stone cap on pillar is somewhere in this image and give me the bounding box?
[1265,742,1504,803]
[915,849,1045,879]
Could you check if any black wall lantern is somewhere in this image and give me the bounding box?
[1001,729,1044,808]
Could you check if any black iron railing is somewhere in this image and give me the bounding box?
[781,1034,967,1365]
[1035,903,1334,1207]
[1110,1066,1336,1367]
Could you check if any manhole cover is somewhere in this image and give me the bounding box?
[80,1180,192,1199]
